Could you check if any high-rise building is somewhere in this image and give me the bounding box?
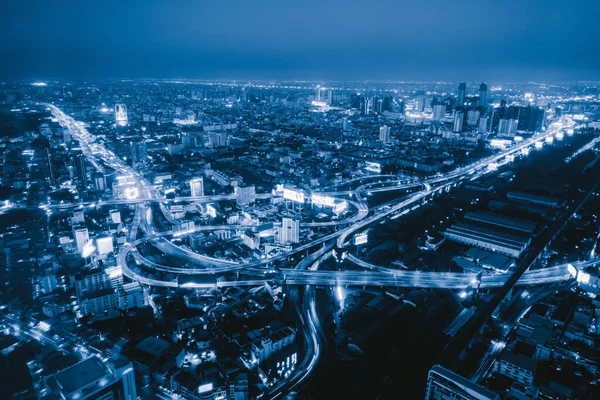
[453,111,464,133]
[73,226,89,254]
[280,217,300,244]
[326,89,334,105]
[43,356,137,400]
[478,116,490,133]
[190,178,204,197]
[93,172,106,191]
[236,185,256,205]
[433,104,446,121]
[342,118,351,132]
[416,95,426,112]
[114,103,128,125]
[363,98,371,114]
[74,153,88,190]
[425,365,500,400]
[467,110,480,126]
[478,83,488,106]
[130,140,147,164]
[456,82,466,107]
[516,105,545,132]
[499,119,518,136]
[379,125,391,144]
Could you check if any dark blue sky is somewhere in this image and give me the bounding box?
[2,0,599,80]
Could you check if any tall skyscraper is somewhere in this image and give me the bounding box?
[478,116,490,133]
[416,94,426,112]
[73,226,90,254]
[467,110,480,126]
[280,217,300,244]
[456,82,466,107]
[433,104,447,121]
[453,111,464,133]
[478,83,488,106]
[74,153,88,190]
[130,140,148,164]
[114,103,128,125]
[93,172,106,191]
[425,365,499,400]
[379,125,391,144]
[236,184,256,205]
[517,105,545,132]
[498,119,518,136]
[190,178,204,197]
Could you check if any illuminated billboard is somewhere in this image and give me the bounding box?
[312,194,336,207]
[283,187,305,203]
[354,232,368,245]
[198,383,213,394]
[206,203,217,218]
[365,161,382,173]
[124,187,140,200]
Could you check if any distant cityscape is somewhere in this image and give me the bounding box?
[0,79,600,400]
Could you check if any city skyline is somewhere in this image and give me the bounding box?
[1,1,600,399]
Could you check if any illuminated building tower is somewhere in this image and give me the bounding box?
[453,111,464,133]
[93,172,106,191]
[363,98,371,114]
[190,178,204,197]
[379,125,391,144]
[73,226,90,254]
[235,184,256,205]
[74,153,88,190]
[456,82,466,108]
[433,104,446,121]
[467,110,480,126]
[478,116,489,133]
[499,119,518,136]
[43,356,137,400]
[478,83,488,106]
[425,365,499,400]
[130,140,147,164]
[280,217,300,244]
[114,103,128,125]
[375,97,383,113]
[327,89,334,105]
[416,94,426,112]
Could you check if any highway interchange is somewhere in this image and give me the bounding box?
[46,103,592,397]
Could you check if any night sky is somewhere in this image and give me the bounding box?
[1,0,599,80]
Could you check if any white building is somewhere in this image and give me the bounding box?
[280,218,299,244]
[110,209,122,224]
[96,236,114,256]
[73,227,89,254]
[190,178,204,197]
[379,125,391,144]
[236,185,256,205]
